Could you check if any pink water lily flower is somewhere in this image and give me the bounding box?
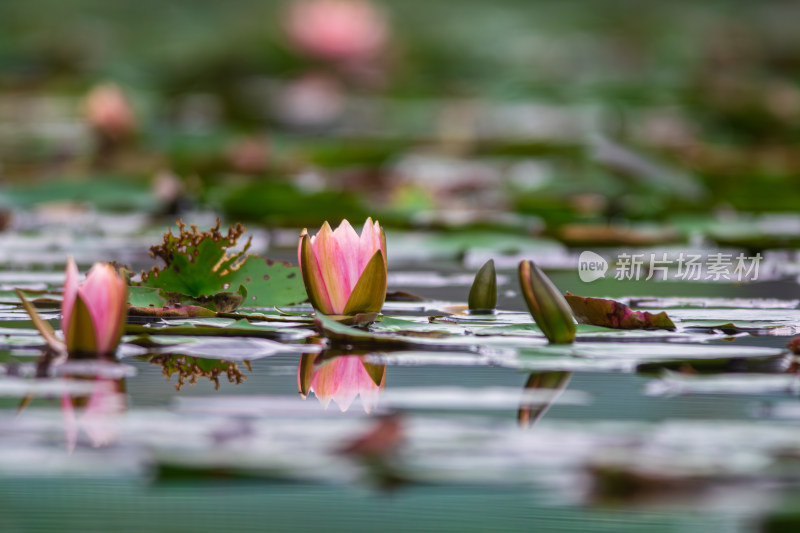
[299,355,386,413]
[298,218,387,316]
[285,0,388,62]
[62,258,128,356]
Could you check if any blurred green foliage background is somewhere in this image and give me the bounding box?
[1,0,799,240]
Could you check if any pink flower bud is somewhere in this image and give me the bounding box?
[61,258,128,356]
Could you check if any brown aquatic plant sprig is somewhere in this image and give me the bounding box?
[150,354,250,391]
[142,218,251,283]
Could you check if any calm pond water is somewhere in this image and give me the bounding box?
[0,216,798,533]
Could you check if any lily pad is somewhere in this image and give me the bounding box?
[314,312,477,351]
[125,318,315,342]
[138,220,306,310]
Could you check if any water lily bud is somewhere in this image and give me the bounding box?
[285,0,388,62]
[298,353,386,413]
[298,218,387,316]
[84,83,136,141]
[61,258,128,356]
[518,260,576,344]
[468,259,497,313]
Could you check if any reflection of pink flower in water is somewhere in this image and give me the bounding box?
[285,0,388,62]
[299,356,385,413]
[62,379,125,452]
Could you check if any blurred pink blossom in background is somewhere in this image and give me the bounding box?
[285,0,388,62]
[83,83,137,140]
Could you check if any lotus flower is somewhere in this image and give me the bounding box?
[298,354,386,413]
[285,0,388,62]
[62,258,128,356]
[298,218,387,316]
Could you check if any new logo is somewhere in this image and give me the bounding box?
[578,251,607,282]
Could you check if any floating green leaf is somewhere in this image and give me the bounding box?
[138,220,306,309]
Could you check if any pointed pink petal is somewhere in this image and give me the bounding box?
[358,218,385,276]
[300,231,336,314]
[332,219,362,291]
[61,257,80,335]
[79,263,124,354]
[311,222,349,314]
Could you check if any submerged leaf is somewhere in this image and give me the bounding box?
[125,319,314,341]
[565,292,676,331]
[127,305,217,318]
[314,312,473,350]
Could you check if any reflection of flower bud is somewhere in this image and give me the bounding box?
[298,219,386,316]
[285,0,388,62]
[518,260,576,344]
[298,354,386,412]
[62,379,125,451]
[84,83,136,141]
[62,258,128,356]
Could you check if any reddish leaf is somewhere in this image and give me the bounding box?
[128,304,216,318]
[565,292,676,331]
